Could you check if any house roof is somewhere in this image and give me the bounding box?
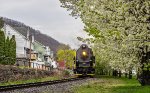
[5,24,46,47]
[4,24,30,41]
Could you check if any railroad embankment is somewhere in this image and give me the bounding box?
[0,65,54,83]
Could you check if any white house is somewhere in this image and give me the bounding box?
[3,24,34,58]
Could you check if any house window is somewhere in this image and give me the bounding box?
[45,57,48,61]
[8,31,10,35]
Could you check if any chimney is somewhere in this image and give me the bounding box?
[27,27,29,39]
[32,35,34,43]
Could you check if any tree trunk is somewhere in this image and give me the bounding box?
[112,70,115,76]
[129,70,132,79]
[119,70,121,77]
[125,73,128,78]
[108,70,111,76]
[113,70,118,77]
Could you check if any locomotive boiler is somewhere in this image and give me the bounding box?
[73,44,95,76]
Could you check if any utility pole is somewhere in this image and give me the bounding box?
[29,36,31,68]
[28,30,37,68]
[29,34,34,68]
[27,26,32,68]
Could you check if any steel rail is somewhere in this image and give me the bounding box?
[0,77,86,92]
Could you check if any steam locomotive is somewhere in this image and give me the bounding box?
[73,44,95,76]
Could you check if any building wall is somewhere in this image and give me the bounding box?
[33,41,45,61]
[33,41,55,66]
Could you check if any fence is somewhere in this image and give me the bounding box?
[30,62,51,70]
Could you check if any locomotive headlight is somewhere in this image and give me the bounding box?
[82,51,87,56]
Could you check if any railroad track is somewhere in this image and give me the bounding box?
[0,77,87,92]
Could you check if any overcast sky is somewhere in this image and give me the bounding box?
[0,0,88,49]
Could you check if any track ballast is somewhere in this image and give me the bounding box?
[0,77,87,92]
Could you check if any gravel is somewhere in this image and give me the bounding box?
[1,78,96,93]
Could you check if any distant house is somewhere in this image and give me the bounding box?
[3,24,57,69]
[33,41,57,69]
[57,61,65,70]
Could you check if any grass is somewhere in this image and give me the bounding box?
[0,76,60,86]
[73,76,150,93]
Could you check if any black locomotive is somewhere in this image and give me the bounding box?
[73,44,95,76]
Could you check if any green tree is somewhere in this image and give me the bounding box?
[0,17,4,29]
[0,17,5,64]
[0,30,5,64]
[4,36,10,65]
[0,17,16,65]
[9,35,16,65]
[57,49,75,69]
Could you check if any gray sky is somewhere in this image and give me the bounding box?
[0,0,88,48]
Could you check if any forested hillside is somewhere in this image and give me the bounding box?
[2,17,64,54]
